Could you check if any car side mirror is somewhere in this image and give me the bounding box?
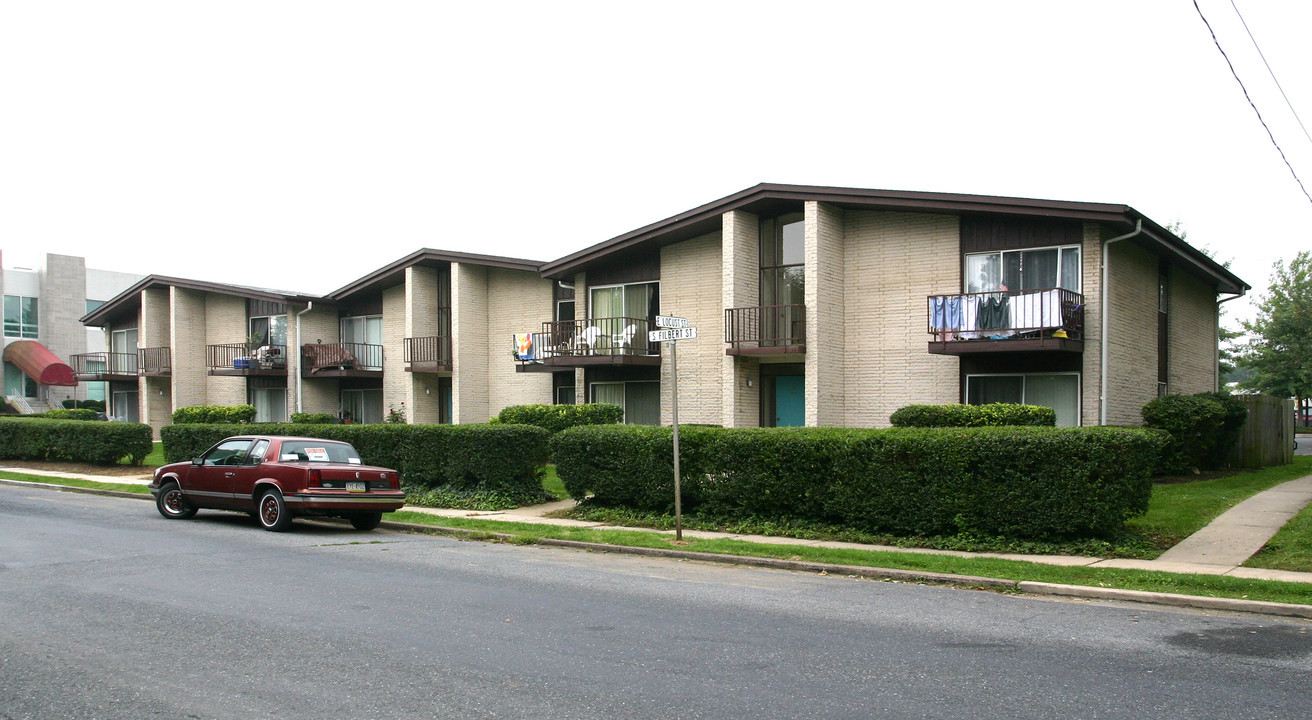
[191,457,203,466]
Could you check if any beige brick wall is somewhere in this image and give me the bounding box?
[451,262,489,423]
[203,293,247,406]
[1168,264,1219,394]
[169,288,208,410]
[1081,223,1104,426]
[485,267,554,418]
[722,210,760,427]
[659,231,723,425]
[805,202,847,426]
[382,284,408,420]
[144,376,172,438]
[140,287,170,348]
[840,209,960,427]
[1102,240,1160,425]
[139,287,172,434]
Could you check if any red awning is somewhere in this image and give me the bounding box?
[3,340,78,386]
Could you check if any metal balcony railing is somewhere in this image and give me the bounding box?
[535,316,655,359]
[724,305,806,352]
[68,351,137,377]
[207,343,288,372]
[138,346,171,375]
[927,288,1084,342]
[300,342,383,373]
[404,335,452,371]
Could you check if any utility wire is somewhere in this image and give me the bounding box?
[1230,0,1312,148]
[1193,0,1312,206]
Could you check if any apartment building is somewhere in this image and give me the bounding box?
[78,184,1247,433]
[2,251,142,412]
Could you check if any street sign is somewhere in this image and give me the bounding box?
[655,315,689,329]
[649,327,698,342]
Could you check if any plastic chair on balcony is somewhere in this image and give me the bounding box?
[611,324,637,354]
[575,326,602,355]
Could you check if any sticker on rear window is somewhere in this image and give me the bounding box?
[348,458,361,464]
[304,447,330,462]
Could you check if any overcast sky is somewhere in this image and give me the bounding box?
[3,1,1310,327]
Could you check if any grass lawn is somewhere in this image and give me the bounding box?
[0,471,150,494]
[1127,455,1312,552]
[542,465,567,500]
[120,441,165,467]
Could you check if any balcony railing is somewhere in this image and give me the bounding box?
[138,346,171,375]
[927,288,1084,353]
[404,336,452,372]
[68,352,138,379]
[300,342,384,375]
[724,305,806,354]
[206,344,288,374]
[522,316,658,365]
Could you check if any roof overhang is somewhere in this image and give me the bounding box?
[3,340,77,386]
[327,248,545,301]
[81,275,321,327]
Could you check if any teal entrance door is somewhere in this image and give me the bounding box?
[774,375,804,427]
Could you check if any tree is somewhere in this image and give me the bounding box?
[1238,251,1312,402]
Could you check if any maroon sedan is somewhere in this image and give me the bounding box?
[150,436,405,532]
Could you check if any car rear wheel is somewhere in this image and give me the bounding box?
[349,512,383,531]
[257,489,293,532]
[156,482,197,519]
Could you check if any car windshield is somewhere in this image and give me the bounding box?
[278,441,362,464]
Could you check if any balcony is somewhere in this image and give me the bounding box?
[207,344,288,376]
[404,336,452,373]
[138,346,171,376]
[927,288,1084,355]
[517,316,660,368]
[724,305,806,356]
[300,342,384,378]
[68,352,138,382]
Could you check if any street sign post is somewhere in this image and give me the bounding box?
[655,315,697,541]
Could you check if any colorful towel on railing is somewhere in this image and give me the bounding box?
[514,333,536,360]
[1010,289,1062,331]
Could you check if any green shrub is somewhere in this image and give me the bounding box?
[160,422,549,496]
[62,399,106,412]
[1142,393,1248,473]
[41,408,100,421]
[552,424,1165,540]
[290,413,336,424]
[171,405,257,424]
[493,403,624,434]
[0,417,153,465]
[889,403,1056,428]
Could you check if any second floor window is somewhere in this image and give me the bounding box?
[4,295,38,338]
[965,246,1081,294]
[249,315,287,348]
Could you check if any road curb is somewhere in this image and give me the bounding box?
[0,477,150,501]
[1018,581,1312,618]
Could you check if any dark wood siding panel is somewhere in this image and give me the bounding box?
[960,215,1084,254]
[248,299,288,317]
[338,296,384,317]
[587,251,660,286]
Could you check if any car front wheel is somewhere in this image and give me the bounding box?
[257,489,293,532]
[156,482,197,519]
[349,512,383,531]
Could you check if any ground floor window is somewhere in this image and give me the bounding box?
[341,388,384,424]
[966,373,1080,427]
[250,387,288,423]
[590,381,659,425]
[111,390,140,422]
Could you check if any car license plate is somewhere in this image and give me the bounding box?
[346,481,366,493]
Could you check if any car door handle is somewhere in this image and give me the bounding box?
[225,472,236,477]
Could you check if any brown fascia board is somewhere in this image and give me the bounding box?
[1124,210,1250,295]
[537,183,1136,279]
[80,274,320,327]
[326,248,546,301]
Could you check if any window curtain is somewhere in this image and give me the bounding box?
[1060,247,1081,292]
[967,376,1024,405]
[590,287,623,320]
[624,382,661,425]
[1024,374,1079,427]
[591,382,625,414]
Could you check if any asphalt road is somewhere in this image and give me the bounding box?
[2,487,1310,720]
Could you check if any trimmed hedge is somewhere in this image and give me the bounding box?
[0,417,154,465]
[172,405,257,424]
[41,408,100,421]
[160,422,549,495]
[290,413,337,424]
[491,403,624,434]
[889,403,1057,428]
[551,424,1165,540]
[1142,392,1248,474]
